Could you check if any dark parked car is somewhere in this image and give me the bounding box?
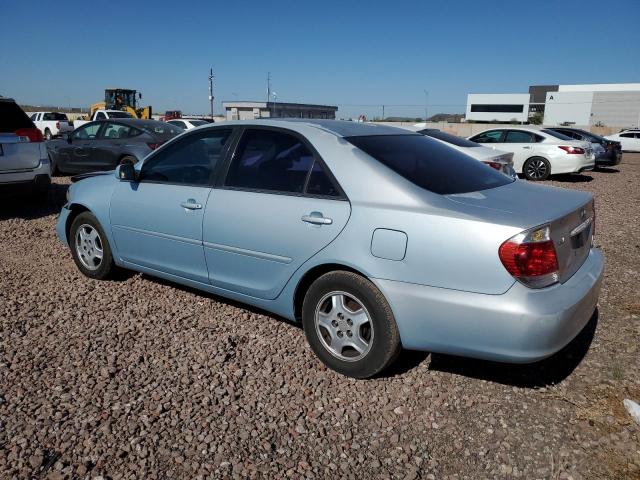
[47,119,182,174]
[543,127,621,166]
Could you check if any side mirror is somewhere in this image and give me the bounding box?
[117,162,137,181]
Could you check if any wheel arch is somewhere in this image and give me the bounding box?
[293,263,369,321]
[64,203,91,243]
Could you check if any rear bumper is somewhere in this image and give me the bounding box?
[595,151,622,166]
[0,159,51,196]
[373,248,604,363]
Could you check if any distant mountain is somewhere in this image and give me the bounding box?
[427,113,465,123]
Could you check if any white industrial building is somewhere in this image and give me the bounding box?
[466,83,640,128]
[543,83,640,128]
[465,93,530,123]
[222,101,337,121]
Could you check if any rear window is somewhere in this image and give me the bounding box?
[140,122,183,140]
[108,111,133,119]
[190,120,207,127]
[542,129,573,140]
[419,129,480,147]
[43,112,68,121]
[0,100,34,132]
[346,134,513,195]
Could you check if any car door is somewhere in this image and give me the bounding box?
[499,130,542,172]
[202,127,351,300]
[110,128,233,283]
[57,122,104,173]
[94,122,132,168]
[619,132,640,151]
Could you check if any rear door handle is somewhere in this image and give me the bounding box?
[181,199,202,210]
[301,212,332,225]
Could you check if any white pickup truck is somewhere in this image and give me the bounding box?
[72,109,134,130]
[28,111,74,140]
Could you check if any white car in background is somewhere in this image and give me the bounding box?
[166,118,209,130]
[468,127,595,181]
[417,128,516,179]
[604,129,640,152]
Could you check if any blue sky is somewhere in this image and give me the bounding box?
[1,0,639,119]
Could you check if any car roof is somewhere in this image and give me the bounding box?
[213,119,418,138]
[97,118,167,126]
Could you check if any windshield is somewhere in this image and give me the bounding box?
[347,134,513,195]
[141,122,183,140]
[542,129,573,140]
[419,129,480,147]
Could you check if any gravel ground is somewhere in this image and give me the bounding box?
[1,155,639,479]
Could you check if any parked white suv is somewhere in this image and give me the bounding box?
[28,111,74,140]
[0,98,50,199]
[469,127,595,181]
[604,129,640,152]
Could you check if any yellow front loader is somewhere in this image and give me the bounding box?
[89,88,152,119]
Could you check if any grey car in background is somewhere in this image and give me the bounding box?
[47,119,182,175]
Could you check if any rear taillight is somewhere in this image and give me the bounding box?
[147,143,161,150]
[498,225,559,288]
[558,146,585,154]
[482,161,502,171]
[55,121,60,129]
[15,128,44,143]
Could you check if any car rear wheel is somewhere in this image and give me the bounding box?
[69,212,115,280]
[44,129,52,140]
[302,271,401,378]
[523,156,551,181]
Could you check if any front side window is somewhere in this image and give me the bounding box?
[141,129,231,186]
[225,129,315,194]
[347,134,512,195]
[471,130,503,144]
[504,130,534,143]
[72,123,101,140]
[620,133,636,138]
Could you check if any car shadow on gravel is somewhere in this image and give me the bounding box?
[593,167,620,173]
[426,309,598,388]
[551,174,594,183]
[0,182,68,221]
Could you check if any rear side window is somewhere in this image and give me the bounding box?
[140,122,183,141]
[43,112,68,121]
[225,129,315,194]
[504,131,534,143]
[346,134,512,195]
[542,129,573,140]
[0,100,34,132]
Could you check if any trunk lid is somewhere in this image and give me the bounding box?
[446,180,594,283]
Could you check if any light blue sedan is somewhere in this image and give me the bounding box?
[56,120,604,378]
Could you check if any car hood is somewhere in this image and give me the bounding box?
[445,180,592,228]
[71,170,113,183]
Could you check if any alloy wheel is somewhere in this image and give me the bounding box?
[75,224,104,270]
[314,291,374,362]
[526,159,548,180]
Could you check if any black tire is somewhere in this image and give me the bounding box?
[44,129,52,141]
[523,156,551,181]
[69,211,116,280]
[49,154,60,176]
[119,155,138,166]
[302,271,401,378]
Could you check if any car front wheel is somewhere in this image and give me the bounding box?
[302,271,401,378]
[69,212,115,280]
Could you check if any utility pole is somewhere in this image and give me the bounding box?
[267,72,271,103]
[424,89,429,122]
[208,68,215,121]
[382,104,385,120]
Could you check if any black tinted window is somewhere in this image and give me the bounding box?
[0,101,34,132]
[306,161,339,197]
[43,112,68,121]
[140,122,183,141]
[542,129,574,140]
[419,129,479,147]
[505,131,534,143]
[471,130,503,143]
[142,129,231,186]
[226,129,314,194]
[346,134,512,195]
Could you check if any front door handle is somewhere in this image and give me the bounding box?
[181,199,202,210]
[301,212,332,225]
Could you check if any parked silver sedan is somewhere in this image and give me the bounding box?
[57,120,603,378]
